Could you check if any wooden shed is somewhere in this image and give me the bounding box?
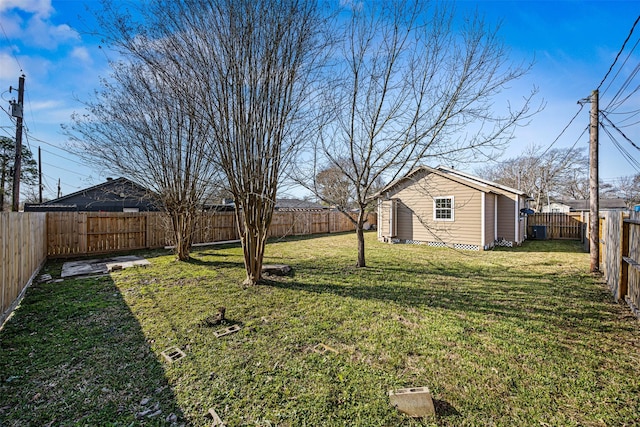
[377,166,529,250]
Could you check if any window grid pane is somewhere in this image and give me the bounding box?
[435,197,452,220]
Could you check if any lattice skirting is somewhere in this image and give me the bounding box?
[453,243,480,251]
[385,238,481,251]
[427,241,480,251]
[427,241,447,248]
[404,240,424,245]
[494,239,514,247]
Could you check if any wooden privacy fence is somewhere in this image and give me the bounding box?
[526,212,586,240]
[47,210,377,258]
[600,210,640,317]
[1,212,47,325]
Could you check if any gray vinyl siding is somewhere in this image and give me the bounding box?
[390,173,484,246]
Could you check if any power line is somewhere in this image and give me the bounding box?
[39,147,87,166]
[0,21,23,72]
[536,103,586,159]
[41,161,91,177]
[604,61,640,111]
[597,14,640,92]
[601,111,640,152]
[0,104,16,121]
[24,132,87,159]
[601,124,640,173]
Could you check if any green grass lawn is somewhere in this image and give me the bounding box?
[1,232,639,426]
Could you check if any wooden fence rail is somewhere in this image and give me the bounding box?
[46,210,377,258]
[600,210,640,317]
[526,212,586,240]
[1,210,375,325]
[1,212,47,325]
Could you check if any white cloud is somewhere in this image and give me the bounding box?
[70,46,91,64]
[25,14,80,49]
[0,0,79,49]
[28,99,63,111]
[0,0,53,17]
[0,52,22,79]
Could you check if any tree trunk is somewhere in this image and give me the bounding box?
[240,223,267,286]
[235,195,274,286]
[170,210,194,261]
[356,210,366,268]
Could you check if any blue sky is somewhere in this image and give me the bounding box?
[1,0,639,201]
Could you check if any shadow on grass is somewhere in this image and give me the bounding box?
[267,230,356,244]
[434,399,460,418]
[497,239,587,253]
[0,272,185,425]
[265,261,619,334]
[185,256,244,270]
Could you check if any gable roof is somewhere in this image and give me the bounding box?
[40,177,154,204]
[377,165,527,198]
[26,177,160,212]
[435,166,526,196]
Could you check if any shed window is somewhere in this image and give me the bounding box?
[434,196,454,221]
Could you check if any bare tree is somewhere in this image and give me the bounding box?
[612,174,640,206]
[295,1,538,267]
[316,162,356,210]
[67,58,220,260]
[170,0,326,285]
[476,145,589,210]
[76,0,325,283]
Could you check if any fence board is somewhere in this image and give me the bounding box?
[625,213,640,314]
[526,212,585,240]
[46,210,377,258]
[1,213,47,325]
[598,210,640,318]
[601,211,624,294]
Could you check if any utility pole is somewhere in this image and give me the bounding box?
[589,89,599,273]
[57,178,61,198]
[38,146,42,203]
[10,74,25,212]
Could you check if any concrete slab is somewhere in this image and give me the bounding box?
[389,386,435,417]
[161,347,186,363]
[262,264,292,276]
[213,324,241,338]
[61,255,150,278]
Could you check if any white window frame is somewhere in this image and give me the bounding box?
[433,196,454,221]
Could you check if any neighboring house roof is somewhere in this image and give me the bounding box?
[24,177,160,212]
[275,198,328,211]
[377,165,527,198]
[562,198,628,211]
